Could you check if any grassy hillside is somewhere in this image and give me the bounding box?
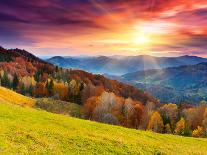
[0,86,81,117]
[36,98,81,118]
[0,86,35,106]
[0,102,207,154]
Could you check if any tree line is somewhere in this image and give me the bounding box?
[84,92,207,138]
[0,65,206,138]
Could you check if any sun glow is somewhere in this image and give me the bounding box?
[130,20,176,46]
[133,34,150,45]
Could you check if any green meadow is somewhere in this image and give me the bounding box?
[0,102,207,155]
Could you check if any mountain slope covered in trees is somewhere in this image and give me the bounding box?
[0,46,156,105]
[121,62,207,103]
[47,55,207,75]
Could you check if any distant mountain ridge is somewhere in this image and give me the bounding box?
[47,55,207,75]
[120,62,207,103]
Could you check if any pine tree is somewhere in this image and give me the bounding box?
[28,84,33,96]
[12,73,19,90]
[1,72,10,88]
[34,70,42,82]
[55,66,59,72]
[21,84,26,95]
[45,79,54,96]
[49,79,54,96]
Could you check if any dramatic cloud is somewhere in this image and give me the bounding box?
[0,0,207,57]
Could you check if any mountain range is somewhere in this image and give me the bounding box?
[2,46,207,104]
[119,62,207,104]
[0,46,156,104]
[47,55,207,75]
[46,54,207,103]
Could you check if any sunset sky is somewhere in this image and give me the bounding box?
[0,0,207,57]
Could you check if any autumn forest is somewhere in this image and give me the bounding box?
[0,46,206,138]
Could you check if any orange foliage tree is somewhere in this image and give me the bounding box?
[53,82,68,101]
[83,96,100,120]
[33,82,47,97]
[175,117,185,135]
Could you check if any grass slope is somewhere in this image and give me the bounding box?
[0,86,81,118]
[0,86,35,106]
[36,98,81,118]
[0,102,207,155]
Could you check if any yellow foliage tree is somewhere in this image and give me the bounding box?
[147,111,164,133]
[192,126,204,138]
[21,76,36,87]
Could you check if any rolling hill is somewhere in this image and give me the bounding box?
[0,91,207,154]
[0,46,157,105]
[121,62,207,103]
[47,55,207,75]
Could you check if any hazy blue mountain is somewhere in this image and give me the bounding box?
[120,62,207,104]
[47,55,207,75]
[47,56,81,67]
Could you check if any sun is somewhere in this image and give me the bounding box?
[132,28,151,46]
[133,35,150,45]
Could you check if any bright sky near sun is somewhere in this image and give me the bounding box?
[0,0,207,57]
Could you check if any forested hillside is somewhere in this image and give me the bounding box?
[0,46,156,104]
[1,46,207,138]
[0,87,206,154]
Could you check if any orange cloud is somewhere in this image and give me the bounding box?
[0,0,207,57]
